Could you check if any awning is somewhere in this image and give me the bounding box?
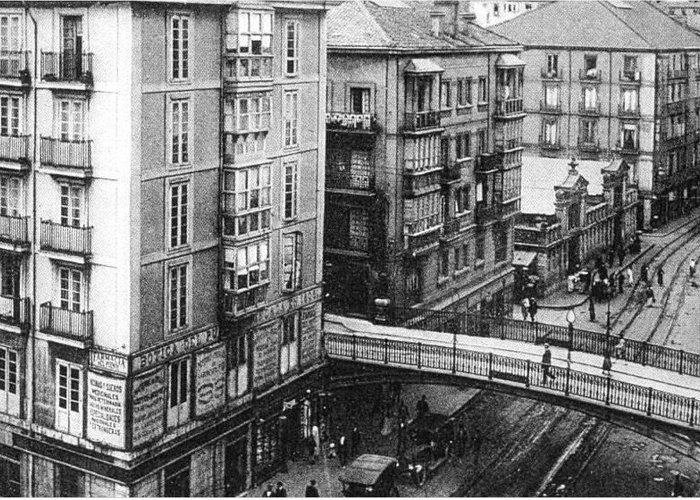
[405,58,444,74]
[496,53,526,68]
[339,454,398,485]
[513,250,537,267]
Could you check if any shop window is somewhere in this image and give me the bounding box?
[55,464,84,497]
[255,419,279,468]
[225,438,247,496]
[164,457,190,497]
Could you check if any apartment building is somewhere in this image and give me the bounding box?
[492,0,700,230]
[470,1,547,27]
[0,1,327,496]
[324,0,524,318]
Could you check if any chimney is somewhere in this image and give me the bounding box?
[430,10,446,37]
[458,11,477,35]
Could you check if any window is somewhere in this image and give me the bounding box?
[543,120,558,145]
[0,176,19,217]
[55,464,84,497]
[0,15,20,78]
[439,248,449,278]
[58,99,84,141]
[222,166,271,238]
[283,161,298,220]
[0,255,19,300]
[621,88,638,112]
[584,54,597,74]
[327,149,372,189]
[170,14,189,81]
[544,85,559,107]
[171,99,190,165]
[478,77,487,103]
[59,267,82,312]
[475,235,485,262]
[285,20,299,76]
[225,94,271,134]
[348,208,369,251]
[350,88,370,114]
[228,335,248,398]
[623,56,638,80]
[164,457,190,497]
[284,91,298,147]
[622,124,638,150]
[282,233,302,292]
[0,446,20,497]
[55,361,82,437]
[0,347,18,417]
[583,87,597,109]
[168,358,190,428]
[441,80,451,109]
[580,119,596,143]
[407,192,441,233]
[461,243,470,269]
[455,184,471,213]
[169,182,189,249]
[169,263,188,331]
[494,228,508,262]
[456,132,471,159]
[238,11,273,55]
[456,79,470,107]
[0,95,19,136]
[255,419,280,467]
[225,240,270,294]
[280,312,300,375]
[60,184,83,227]
[546,54,559,77]
[477,129,487,156]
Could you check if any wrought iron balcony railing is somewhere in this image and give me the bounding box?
[40,51,93,85]
[0,134,30,163]
[0,51,30,81]
[40,220,92,257]
[40,302,93,342]
[40,137,92,172]
[404,111,441,132]
[0,214,28,247]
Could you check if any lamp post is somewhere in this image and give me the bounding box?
[566,309,576,363]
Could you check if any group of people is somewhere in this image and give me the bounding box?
[263,480,321,497]
[519,296,539,322]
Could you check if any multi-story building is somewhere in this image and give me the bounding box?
[324,0,524,318]
[492,1,700,230]
[0,1,327,496]
[513,158,639,298]
[470,1,548,27]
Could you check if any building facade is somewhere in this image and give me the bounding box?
[514,158,639,297]
[324,0,524,318]
[0,0,327,496]
[470,1,546,27]
[492,0,700,230]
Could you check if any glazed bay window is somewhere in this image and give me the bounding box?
[225,94,271,134]
[327,148,372,190]
[407,192,441,234]
[349,208,369,251]
[224,240,270,295]
[0,346,18,416]
[282,233,302,292]
[168,263,188,332]
[231,11,273,80]
[170,14,189,81]
[55,361,82,437]
[222,165,271,238]
[405,134,440,172]
[283,161,298,220]
[170,99,190,165]
[169,182,189,249]
[280,312,300,376]
[168,358,190,429]
[284,91,299,148]
[285,20,299,76]
[228,334,248,398]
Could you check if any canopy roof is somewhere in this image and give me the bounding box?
[339,454,398,485]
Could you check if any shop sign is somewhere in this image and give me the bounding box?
[195,345,226,417]
[89,350,128,376]
[256,286,322,324]
[86,372,126,448]
[132,326,219,373]
[132,368,165,447]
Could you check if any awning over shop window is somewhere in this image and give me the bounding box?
[513,250,537,267]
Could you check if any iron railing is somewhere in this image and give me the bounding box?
[0,50,30,80]
[0,134,30,163]
[326,112,378,133]
[404,111,441,132]
[224,286,268,317]
[495,98,523,118]
[325,332,700,428]
[579,68,602,81]
[0,296,29,328]
[0,214,28,246]
[39,302,93,341]
[326,169,375,191]
[40,51,93,84]
[40,220,92,256]
[40,137,92,171]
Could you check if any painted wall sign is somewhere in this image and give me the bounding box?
[256,286,322,324]
[132,326,219,373]
[89,350,128,376]
[195,344,226,416]
[86,372,126,448]
[132,368,165,447]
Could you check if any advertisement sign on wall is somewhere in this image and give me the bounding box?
[195,345,226,416]
[87,372,127,448]
[132,368,165,447]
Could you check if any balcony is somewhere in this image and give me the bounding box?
[496,137,523,152]
[0,51,31,85]
[578,102,601,116]
[39,302,93,344]
[326,112,378,134]
[579,68,602,81]
[494,98,525,119]
[440,161,461,184]
[539,138,562,152]
[224,54,273,86]
[224,285,268,318]
[619,70,641,84]
[474,203,498,224]
[40,220,92,259]
[0,135,30,170]
[326,169,375,192]
[40,51,93,87]
[540,68,562,80]
[442,217,462,237]
[404,111,441,132]
[40,137,92,178]
[0,214,29,252]
[405,223,441,255]
[0,296,30,329]
[618,105,640,119]
[539,101,561,114]
[618,140,639,155]
[501,198,521,219]
[578,139,600,153]
[668,68,688,80]
[403,169,441,197]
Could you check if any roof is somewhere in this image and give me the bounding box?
[521,156,608,215]
[405,58,444,73]
[328,0,521,51]
[513,250,538,267]
[491,1,700,50]
[339,454,398,485]
[496,53,526,67]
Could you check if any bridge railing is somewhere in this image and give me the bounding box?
[388,307,700,378]
[326,332,700,429]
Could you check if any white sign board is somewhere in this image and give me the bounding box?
[87,372,126,448]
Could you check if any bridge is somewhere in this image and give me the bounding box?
[324,312,700,460]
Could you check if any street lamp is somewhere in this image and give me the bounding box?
[566,309,576,363]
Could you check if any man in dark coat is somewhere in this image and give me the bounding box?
[617,272,625,294]
[274,482,287,497]
[529,298,538,323]
[657,266,665,287]
[350,426,361,456]
[305,480,320,497]
[541,344,556,384]
[588,296,596,322]
[641,264,649,283]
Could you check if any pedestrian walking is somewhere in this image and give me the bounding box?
[541,344,556,384]
[305,480,320,497]
[627,267,634,286]
[274,482,288,497]
[657,266,665,287]
[520,297,530,321]
[588,296,596,322]
[338,432,348,466]
[350,426,361,457]
[457,424,467,458]
[416,395,430,418]
[263,484,275,497]
[470,426,483,468]
[646,286,656,307]
[602,353,612,376]
[529,297,538,323]
[306,435,316,464]
[641,263,649,284]
[614,337,626,360]
[691,258,697,278]
[617,272,625,294]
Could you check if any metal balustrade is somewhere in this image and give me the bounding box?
[224,286,268,317]
[0,51,30,80]
[0,135,30,163]
[40,220,92,256]
[404,111,441,131]
[0,296,29,328]
[40,51,93,84]
[325,332,700,428]
[39,302,93,341]
[40,137,92,171]
[0,214,28,245]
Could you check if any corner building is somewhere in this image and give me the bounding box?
[0,0,327,496]
[324,0,524,317]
